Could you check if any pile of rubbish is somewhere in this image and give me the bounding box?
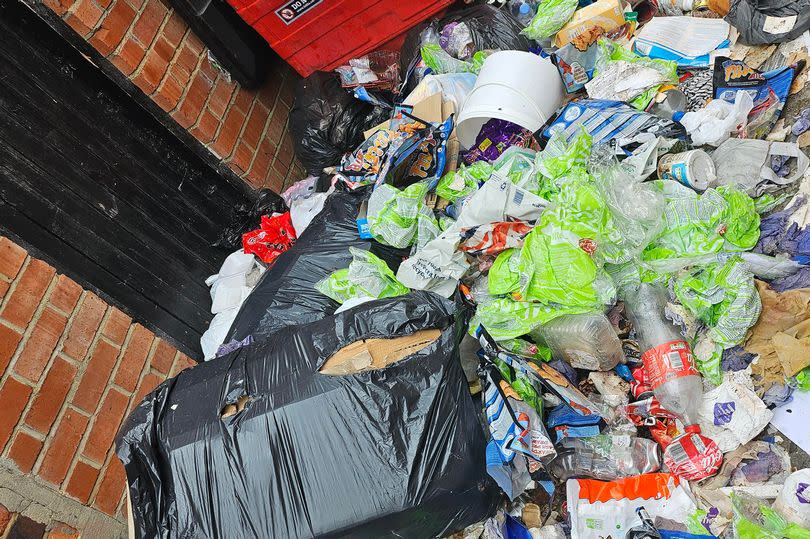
[117,1,810,538]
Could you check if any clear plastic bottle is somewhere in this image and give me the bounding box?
[548,435,661,481]
[531,313,625,371]
[508,0,536,26]
[623,283,703,426]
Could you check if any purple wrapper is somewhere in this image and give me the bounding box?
[460,118,536,165]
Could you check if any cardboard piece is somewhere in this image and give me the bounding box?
[319,329,441,375]
[363,92,446,140]
[553,0,625,49]
[744,281,810,389]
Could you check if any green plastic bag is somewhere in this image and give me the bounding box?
[642,182,760,262]
[732,493,810,539]
[536,129,592,184]
[471,296,593,341]
[538,174,627,264]
[500,338,553,363]
[489,227,615,309]
[522,0,578,40]
[491,147,539,193]
[794,365,810,391]
[435,161,492,202]
[316,247,409,304]
[367,181,437,248]
[421,44,490,75]
[674,256,761,383]
[494,357,544,415]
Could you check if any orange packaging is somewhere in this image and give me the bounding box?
[553,0,626,49]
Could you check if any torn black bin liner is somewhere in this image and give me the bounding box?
[727,0,810,45]
[116,291,500,538]
[224,186,405,345]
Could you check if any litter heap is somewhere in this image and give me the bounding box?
[117,1,810,538]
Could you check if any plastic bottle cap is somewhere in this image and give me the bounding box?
[672,110,685,122]
[519,3,530,13]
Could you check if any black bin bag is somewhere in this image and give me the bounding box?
[116,291,501,538]
[399,4,532,92]
[727,0,810,45]
[224,185,404,344]
[289,71,389,175]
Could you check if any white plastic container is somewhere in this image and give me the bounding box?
[774,469,810,527]
[531,313,625,371]
[657,149,717,191]
[456,51,564,149]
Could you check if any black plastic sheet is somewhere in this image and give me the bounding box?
[399,4,532,93]
[117,292,500,538]
[212,188,288,250]
[222,186,405,345]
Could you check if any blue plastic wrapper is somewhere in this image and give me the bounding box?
[544,99,685,145]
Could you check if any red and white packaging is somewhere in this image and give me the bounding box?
[242,212,296,265]
[641,340,699,389]
[663,427,723,481]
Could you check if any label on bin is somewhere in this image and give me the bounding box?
[641,340,698,390]
[275,0,322,25]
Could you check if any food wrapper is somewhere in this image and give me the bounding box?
[567,473,698,539]
[241,212,296,265]
[713,56,806,140]
[460,118,538,165]
[663,429,723,481]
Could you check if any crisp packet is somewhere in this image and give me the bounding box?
[241,212,296,265]
[461,118,539,165]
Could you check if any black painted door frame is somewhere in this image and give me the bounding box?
[0,0,254,357]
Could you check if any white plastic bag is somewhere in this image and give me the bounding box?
[200,250,264,360]
[567,473,697,539]
[697,369,772,453]
[774,469,810,527]
[679,91,754,146]
[712,139,810,196]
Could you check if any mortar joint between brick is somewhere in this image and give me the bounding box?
[223,91,260,166]
[187,69,223,132]
[109,0,150,59]
[205,82,241,148]
[148,21,189,100]
[15,424,46,443]
[88,433,120,506]
[28,301,110,475]
[10,290,98,453]
[85,0,115,44]
[240,96,278,179]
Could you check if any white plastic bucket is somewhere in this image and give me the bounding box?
[456,51,564,149]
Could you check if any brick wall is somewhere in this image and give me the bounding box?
[42,0,306,192]
[0,236,196,536]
